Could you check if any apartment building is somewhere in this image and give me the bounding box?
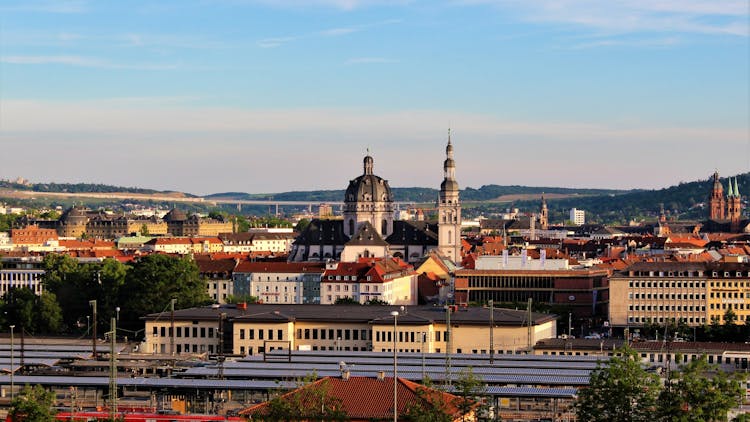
[0,256,45,296]
[196,258,237,303]
[232,261,326,304]
[320,258,418,305]
[609,261,750,328]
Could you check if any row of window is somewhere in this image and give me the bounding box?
[627,279,750,288]
[629,293,705,300]
[297,328,369,341]
[238,328,285,341]
[152,326,217,338]
[374,330,447,343]
[468,277,554,289]
[326,284,381,292]
[629,305,705,312]
[628,316,707,324]
[327,275,373,282]
[710,303,749,310]
[628,280,706,288]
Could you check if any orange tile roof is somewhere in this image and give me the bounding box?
[239,376,471,421]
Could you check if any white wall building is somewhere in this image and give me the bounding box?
[570,208,585,226]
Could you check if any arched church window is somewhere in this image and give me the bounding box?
[348,219,354,236]
[448,230,453,244]
[382,219,388,234]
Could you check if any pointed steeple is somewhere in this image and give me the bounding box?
[735,177,741,197]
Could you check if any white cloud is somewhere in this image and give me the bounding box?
[257,19,401,48]
[0,0,88,14]
[345,57,397,64]
[0,55,179,70]
[461,0,749,36]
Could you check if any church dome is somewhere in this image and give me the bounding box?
[441,179,459,192]
[345,155,393,203]
[60,206,88,224]
[164,208,188,222]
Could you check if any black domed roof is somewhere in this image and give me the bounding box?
[164,208,188,222]
[345,174,393,203]
[344,155,393,203]
[61,206,88,223]
[441,179,459,192]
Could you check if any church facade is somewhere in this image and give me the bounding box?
[289,136,462,264]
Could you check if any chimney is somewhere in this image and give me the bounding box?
[341,369,350,380]
[377,371,385,381]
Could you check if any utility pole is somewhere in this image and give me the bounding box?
[489,300,494,364]
[527,298,532,351]
[170,298,176,356]
[90,300,97,359]
[109,317,117,421]
[445,305,452,386]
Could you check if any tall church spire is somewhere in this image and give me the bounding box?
[539,193,549,230]
[438,129,462,263]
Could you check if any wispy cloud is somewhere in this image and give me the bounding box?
[0,0,88,14]
[257,18,401,48]
[1,55,179,70]
[571,36,681,49]
[118,33,228,50]
[257,36,301,48]
[245,0,412,12]
[462,0,749,37]
[345,57,397,64]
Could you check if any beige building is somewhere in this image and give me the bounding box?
[143,304,557,357]
[163,208,233,237]
[610,261,750,328]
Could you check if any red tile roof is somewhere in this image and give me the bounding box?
[239,376,471,421]
[234,261,326,273]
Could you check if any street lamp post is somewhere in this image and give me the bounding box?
[391,310,399,422]
[9,325,15,401]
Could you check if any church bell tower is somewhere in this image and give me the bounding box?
[438,130,462,263]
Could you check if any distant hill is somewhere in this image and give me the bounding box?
[205,185,625,203]
[0,180,195,197]
[2,173,746,225]
[506,173,749,224]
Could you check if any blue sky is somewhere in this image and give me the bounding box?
[0,0,748,195]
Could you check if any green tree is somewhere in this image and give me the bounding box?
[8,384,57,422]
[37,292,63,333]
[3,287,37,331]
[139,223,150,236]
[453,368,484,420]
[235,215,250,232]
[260,372,348,421]
[657,356,745,422]
[403,378,453,422]
[119,254,211,332]
[294,218,311,232]
[576,346,661,422]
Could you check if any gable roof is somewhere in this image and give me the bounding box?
[346,221,388,246]
[239,376,471,421]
